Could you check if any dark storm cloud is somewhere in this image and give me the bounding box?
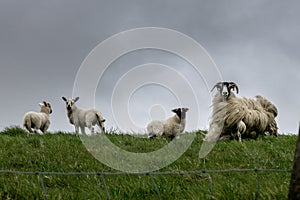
[0,0,299,133]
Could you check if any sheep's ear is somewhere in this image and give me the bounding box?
[171,108,179,113]
[182,108,189,112]
[62,97,67,102]
[101,119,106,123]
[74,97,80,102]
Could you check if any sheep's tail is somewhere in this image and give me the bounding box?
[96,112,105,133]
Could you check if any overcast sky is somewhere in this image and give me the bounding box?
[0,0,299,134]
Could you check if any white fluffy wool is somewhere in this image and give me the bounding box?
[147,108,188,139]
[207,92,278,142]
[23,101,52,133]
[62,97,105,134]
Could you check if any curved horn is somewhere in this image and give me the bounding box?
[210,82,223,92]
[229,82,239,94]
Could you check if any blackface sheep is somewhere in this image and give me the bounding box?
[23,101,52,133]
[62,97,105,134]
[147,107,189,140]
[205,82,278,142]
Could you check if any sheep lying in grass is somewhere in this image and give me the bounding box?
[147,107,189,140]
[62,97,106,134]
[23,101,52,133]
[205,82,278,142]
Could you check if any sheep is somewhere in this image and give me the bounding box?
[205,81,278,142]
[23,101,52,133]
[147,107,189,140]
[62,97,106,134]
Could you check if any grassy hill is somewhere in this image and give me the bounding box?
[0,127,297,199]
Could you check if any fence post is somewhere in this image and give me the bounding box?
[99,173,110,200]
[148,173,161,200]
[37,173,48,200]
[288,123,300,199]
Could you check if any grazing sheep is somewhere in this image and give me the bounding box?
[23,101,52,133]
[62,97,106,134]
[147,107,189,139]
[205,82,278,142]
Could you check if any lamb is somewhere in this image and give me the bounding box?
[205,81,278,142]
[62,97,106,134]
[147,107,189,139]
[23,101,52,133]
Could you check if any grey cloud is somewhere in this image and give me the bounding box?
[0,0,299,133]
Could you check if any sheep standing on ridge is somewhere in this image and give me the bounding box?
[147,107,189,140]
[205,82,278,142]
[62,97,105,134]
[23,101,52,133]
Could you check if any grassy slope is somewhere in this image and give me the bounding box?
[0,127,297,200]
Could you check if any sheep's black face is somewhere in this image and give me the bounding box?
[65,100,74,111]
[172,108,189,120]
[62,96,79,111]
[211,82,239,99]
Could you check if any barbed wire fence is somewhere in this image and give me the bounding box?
[0,168,291,200]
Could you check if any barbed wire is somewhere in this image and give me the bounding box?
[0,168,292,200]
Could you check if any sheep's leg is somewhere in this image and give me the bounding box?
[75,125,79,134]
[87,123,94,135]
[24,124,33,133]
[148,133,156,139]
[237,121,246,142]
[80,126,86,134]
[40,122,49,134]
[237,131,242,142]
[33,128,39,134]
[100,126,105,133]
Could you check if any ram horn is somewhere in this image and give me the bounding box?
[229,82,239,94]
[211,82,223,92]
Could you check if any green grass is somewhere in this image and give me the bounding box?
[0,126,297,199]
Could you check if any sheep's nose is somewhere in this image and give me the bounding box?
[222,91,228,96]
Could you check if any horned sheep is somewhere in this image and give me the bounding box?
[23,101,52,133]
[62,97,106,134]
[147,107,189,139]
[205,82,278,142]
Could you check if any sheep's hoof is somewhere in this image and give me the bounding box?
[148,135,156,139]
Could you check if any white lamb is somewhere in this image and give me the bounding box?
[23,101,52,133]
[147,108,189,139]
[62,97,106,134]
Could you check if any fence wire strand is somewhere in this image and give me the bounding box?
[0,168,291,199]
